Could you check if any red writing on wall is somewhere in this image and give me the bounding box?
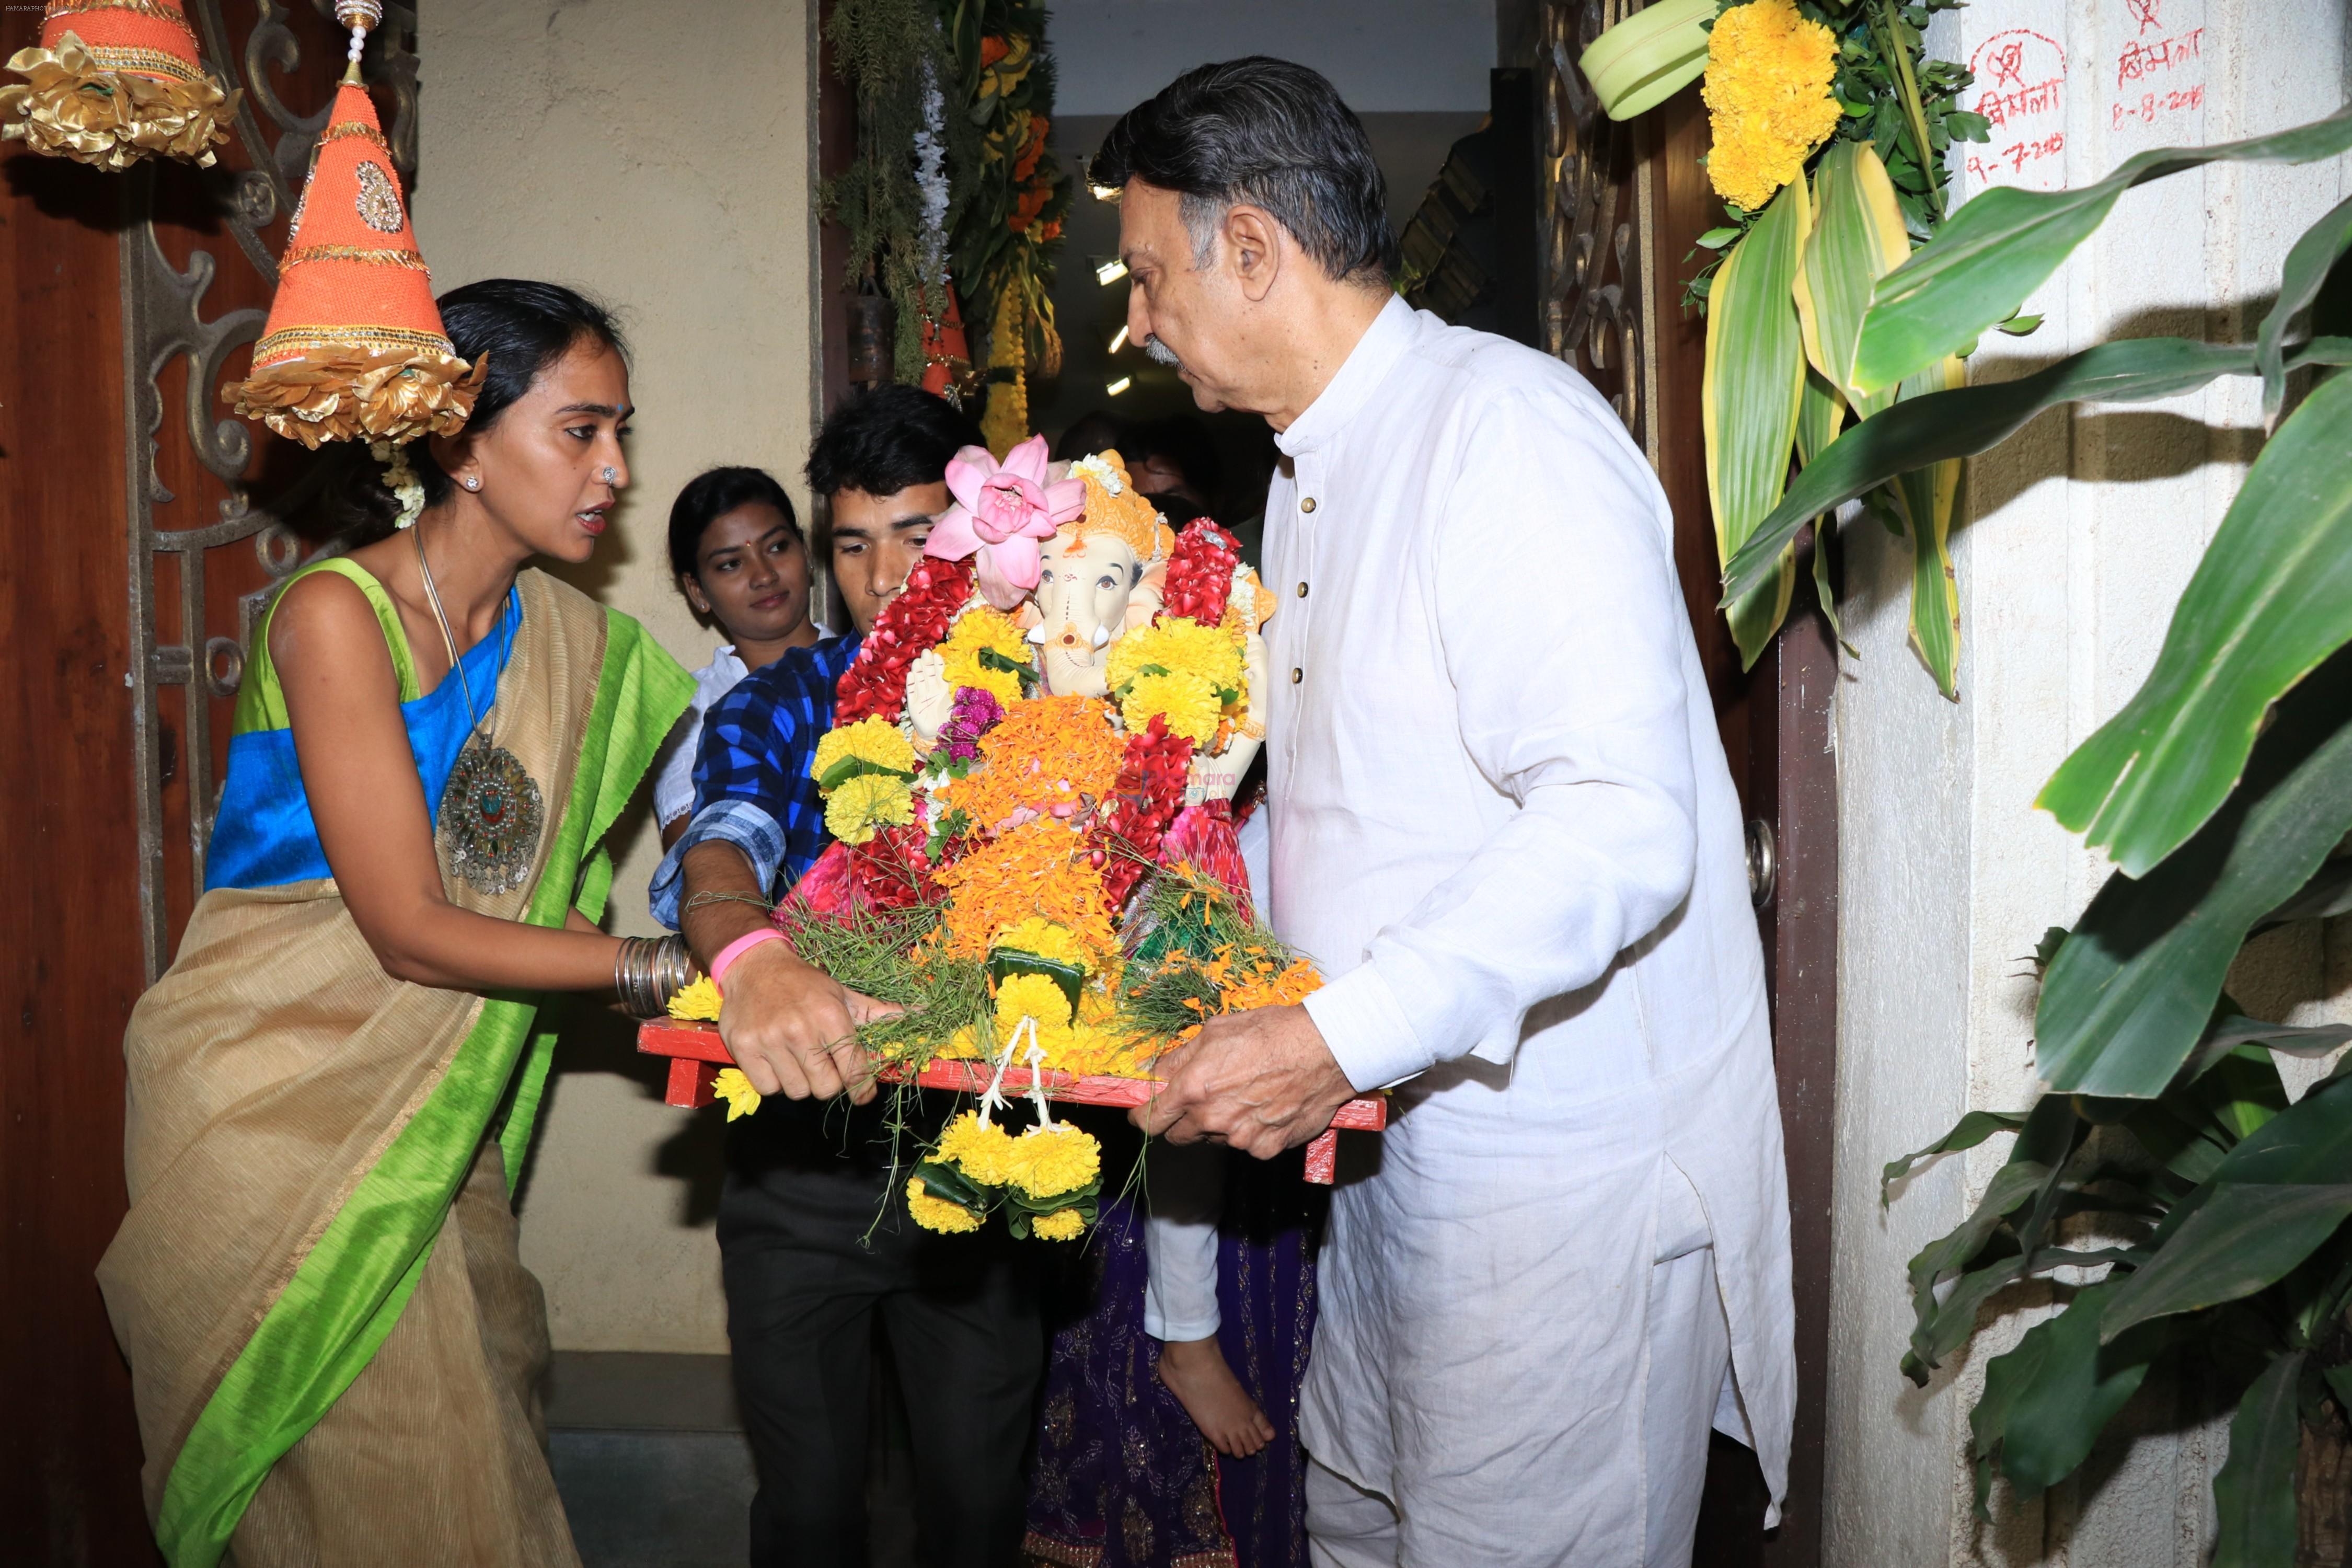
[2112,85,2205,129]
[2116,28,2204,88]
[1967,132,2066,185]
[1967,28,2068,191]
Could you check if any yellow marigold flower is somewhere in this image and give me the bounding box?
[907,1176,984,1234]
[1004,1123,1100,1201]
[996,971,1076,1032]
[824,771,915,846]
[667,974,723,1022]
[1702,0,1842,212]
[1032,1207,1086,1242]
[936,1110,1022,1188]
[993,917,1091,973]
[711,1068,763,1122]
[1121,670,1222,747]
[938,606,1034,706]
[933,817,1120,962]
[812,714,918,786]
[1106,618,1245,698]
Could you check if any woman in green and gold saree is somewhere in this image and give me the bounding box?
[98,280,694,1568]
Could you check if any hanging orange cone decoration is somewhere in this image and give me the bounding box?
[0,0,240,169]
[227,1,481,452]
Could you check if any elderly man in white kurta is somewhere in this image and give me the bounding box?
[1097,60,1795,1567]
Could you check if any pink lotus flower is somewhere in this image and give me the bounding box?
[926,434,1086,610]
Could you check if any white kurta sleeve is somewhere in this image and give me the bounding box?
[1305,386,1701,1090]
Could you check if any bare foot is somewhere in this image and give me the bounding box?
[1157,1335,1276,1458]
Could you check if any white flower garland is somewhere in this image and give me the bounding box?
[370,439,425,529]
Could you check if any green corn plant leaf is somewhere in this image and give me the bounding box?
[1577,0,1715,122]
[1882,1108,2032,1199]
[2099,1184,2352,1341]
[2035,655,2352,1097]
[1968,1318,2045,1518]
[2176,1015,2352,1087]
[1994,1283,2162,1500]
[2039,367,2352,877]
[1887,356,1966,696]
[1852,105,2352,394]
[1794,141,1912,418]
[1904,1255,2025,1384]
[1795,369,1851,651]
[2255,193,2352,427]
[2210,1070,2352,1186]
[2210,1350,2308,1568]
[1705,181,1811,667]
[1720,337,2352,607]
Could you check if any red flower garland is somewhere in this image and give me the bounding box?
[1093,715,1195,911]
[834,556,976,725]
[1159,520,1242,626]
[850,822,942,912]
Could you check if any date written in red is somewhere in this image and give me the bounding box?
[2112,85,2204,129]
[1968,131,2065,182]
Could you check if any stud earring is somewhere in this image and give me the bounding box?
[462,476,481,491]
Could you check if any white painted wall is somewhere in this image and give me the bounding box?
[1050,0,1497,113]
[415,0,820,1353]
[1826,3,2350,1563]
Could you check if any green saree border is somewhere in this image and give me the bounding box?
[154,607,690,1567]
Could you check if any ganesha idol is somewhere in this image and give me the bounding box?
[905,444,1271,809]
[788,434,1275,941]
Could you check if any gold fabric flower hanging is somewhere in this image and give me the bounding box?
[1701,0,1843,212]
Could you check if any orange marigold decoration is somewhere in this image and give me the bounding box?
[940,694,1126,835]
[932,817,1119,962]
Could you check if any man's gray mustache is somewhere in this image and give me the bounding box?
[1142,334,1182,368]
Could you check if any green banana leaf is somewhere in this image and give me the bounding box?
[2034,655,2352,1097]
[2039,367,2352,876]
[1989,1282,2159,1500]
[2255,192,2352,426]
[1577,0,1714,122]
[1721,337,2352,605]
[1852,106,2352,394]
[2099,1184,2352,1341]
[1705,181,1810,668]
[2211,1351,2309,1568]
[1794,141,1912,418]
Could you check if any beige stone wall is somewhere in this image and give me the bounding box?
[414,0,819,1352]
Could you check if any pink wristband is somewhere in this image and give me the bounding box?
[709,928,786,994]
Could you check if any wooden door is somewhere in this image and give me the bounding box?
[1534,4,1839,1564]
[0,5,417,1563]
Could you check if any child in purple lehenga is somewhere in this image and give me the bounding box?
[1021,1139,1324,1568]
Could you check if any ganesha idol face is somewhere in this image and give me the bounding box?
[1026,528,1160,698]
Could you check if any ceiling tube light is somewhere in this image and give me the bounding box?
[1108,325,1131,354]
[1095,258,1128,286]
[1106,376,1133,397]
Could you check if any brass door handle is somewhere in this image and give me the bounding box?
[1746,818,1777,909]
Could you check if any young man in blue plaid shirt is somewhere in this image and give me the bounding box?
[652,387,1040,1568]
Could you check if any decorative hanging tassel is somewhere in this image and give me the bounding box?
[978,283,1029,459]
[227,1,482,449]
[0,0,239,170]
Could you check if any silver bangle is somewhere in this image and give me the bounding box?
[613,935,694,1018]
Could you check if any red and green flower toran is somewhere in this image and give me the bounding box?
[824,521,1242,913]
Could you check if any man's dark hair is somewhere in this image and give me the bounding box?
[666,466,800,581]
[1090,57,1397,285]
[805,384,983,501]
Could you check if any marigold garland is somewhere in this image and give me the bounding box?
[991,916,1089,972]
[936,603,1034,707]
[1105,618,1245,701]
[931,816,1120,961]
[1701,0,1842,212]
[825,772,917,846]
[1031,1208,1085,1241]
[907,1175,985,1232]
[813,714,919,782]
[938,693,1126,835]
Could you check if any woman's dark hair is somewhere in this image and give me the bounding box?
[1126,416,1224,507]
[1053,411,1129,463]
[1090,58,1397,285]
[336,278,627,534]
[667,466,801,581]
[805,384,983,500]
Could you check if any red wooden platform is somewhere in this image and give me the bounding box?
[636,1016,1385,1183]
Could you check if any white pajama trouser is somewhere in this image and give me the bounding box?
[1141,1139,1226,1342]
[1303,1171,1735,1568]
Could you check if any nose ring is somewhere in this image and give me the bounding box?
[599,466,618,485]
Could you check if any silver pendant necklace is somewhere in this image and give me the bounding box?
[415,526,543,896]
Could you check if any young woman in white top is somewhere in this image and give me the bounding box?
[653,467,823,847]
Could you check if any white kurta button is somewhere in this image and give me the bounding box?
[1300,497,1317,513]
[1290,667,1302,684]
[1296,581,1309,598]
